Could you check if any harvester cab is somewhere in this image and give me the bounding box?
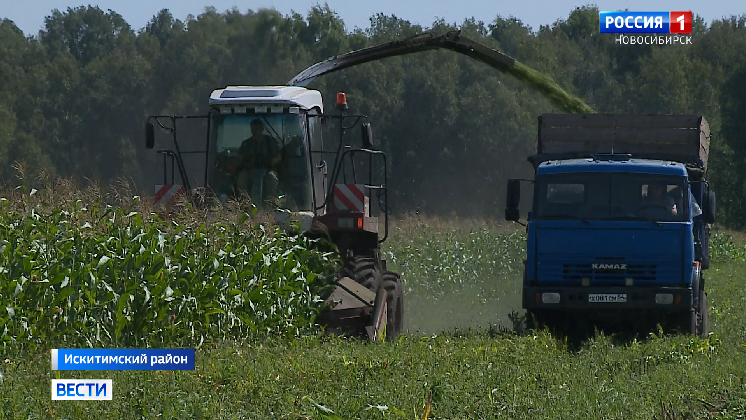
[145,86,403,341]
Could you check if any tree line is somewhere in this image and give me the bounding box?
[1,5,745,225]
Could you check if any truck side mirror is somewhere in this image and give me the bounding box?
[704,190,716,224]
[361,122,374,149]
[505,178,521,221]
[146,123,155,149]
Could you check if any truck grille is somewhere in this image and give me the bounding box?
[562,262,656,281]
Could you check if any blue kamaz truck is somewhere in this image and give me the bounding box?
[505,114,715,336]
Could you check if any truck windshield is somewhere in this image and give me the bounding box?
[534,173,688,222]
[208,112,312,211]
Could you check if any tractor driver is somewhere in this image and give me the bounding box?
[235,119,281,205]
[639,181,677,216]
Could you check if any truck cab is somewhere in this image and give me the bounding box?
[506,114,715,335]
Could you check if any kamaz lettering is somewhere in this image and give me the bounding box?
[592,263,627,270]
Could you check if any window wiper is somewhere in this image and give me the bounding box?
[537,215,590,224]
[257,115,283,144]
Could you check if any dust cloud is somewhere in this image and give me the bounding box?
[403,272,524,335]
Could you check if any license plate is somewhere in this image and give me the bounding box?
[588,293,627,303]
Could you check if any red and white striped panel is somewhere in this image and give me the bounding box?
[154,184,185,206]
[332,184,369,214]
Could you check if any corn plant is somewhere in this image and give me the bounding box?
[385,219,526,298]
[0,195,338,350]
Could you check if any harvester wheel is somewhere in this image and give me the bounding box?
[342,257,381,291]
[381,270,404,340]
[304,220,335,253]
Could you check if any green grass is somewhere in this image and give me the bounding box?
[2,261,744,419]
[2,192,746,419]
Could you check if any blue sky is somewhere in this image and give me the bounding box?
[2,0,743,36]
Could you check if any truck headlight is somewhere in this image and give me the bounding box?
[541,293,561,304]
[655,293,674,305]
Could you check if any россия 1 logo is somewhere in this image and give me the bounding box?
[599,11,692,34]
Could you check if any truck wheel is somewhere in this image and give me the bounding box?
[698,293,709,336]
[525,310,545,331]
[381,270,404,340]
[675,308,697,335]
[342,257,380,291]
[687,310,697,335]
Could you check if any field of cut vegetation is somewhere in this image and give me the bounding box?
[1,185,746,419]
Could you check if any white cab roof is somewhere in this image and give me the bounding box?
[209,86,323,111]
